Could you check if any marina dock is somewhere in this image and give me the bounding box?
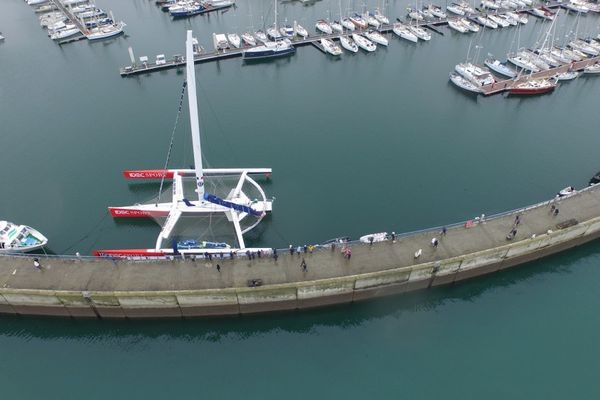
[119,2,566,77]
[0,183,599,318]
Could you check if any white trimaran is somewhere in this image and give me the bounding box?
[96,30,273,258]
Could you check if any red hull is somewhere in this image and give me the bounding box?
[123,169,174,179]
[93,249,167,257]
[109,208,170,218]
[509,86,555,95]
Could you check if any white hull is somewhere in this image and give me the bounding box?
[392,23,418,43]
[352,33,376,52]
[339,36,359,52]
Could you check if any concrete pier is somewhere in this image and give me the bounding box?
[1,183,600,318]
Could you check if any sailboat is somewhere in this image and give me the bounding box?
[243,0,295,60]
[340,35,359,52]
[97,31,274,258]
[321,38,343,55]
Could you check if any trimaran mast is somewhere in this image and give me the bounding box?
[186,30,205,199]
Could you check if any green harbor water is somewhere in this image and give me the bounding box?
[1,0,600,397]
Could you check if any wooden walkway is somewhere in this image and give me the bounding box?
[119,1,566,77]
[480,55,600,95]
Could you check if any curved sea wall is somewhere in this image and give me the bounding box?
[1,186,600,318]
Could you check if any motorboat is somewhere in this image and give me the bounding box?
[374,8,390,24]
[365,30,388,46]
[279,24,294,38]
[509,78,557,95]
[455,62,495,86]
[392,22,418,43]
[331,21,344,33]
[446,3,466,15]
[555,71,579,81]
[315,19,333,34]
[242,40,296,59]
[352,33,376,51]
[294,22,309,38]
[227,33,241,48]
[460,18,480,32]
[341,17,356,30]
[484,56,517,77]
[321,38,342,55]
[589,171,600,185]
[241,32,256,46]
[87,21,125,40]
[448,18,469,33]
[408,24,431,40]
[0,221,48,253]
[339,35,358,52]
[488,14,509,28]
[169,2,204,18]
[557,186,576,197]
[449,72,483,93]
[349,14,368,29]
[583,63,600,74]
[476,15,498,29]
[213,33,229,50]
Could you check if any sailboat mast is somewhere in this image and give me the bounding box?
[185,30,205,199]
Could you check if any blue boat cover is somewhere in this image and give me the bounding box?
[203,193,261,217]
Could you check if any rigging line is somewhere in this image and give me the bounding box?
[157,80,188,206]
[195,80,240,167]
[60,211,110,254]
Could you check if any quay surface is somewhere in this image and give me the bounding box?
[119,2,564,77]
[1,183,600,318]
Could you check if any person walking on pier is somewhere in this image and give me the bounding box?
[301,258,307,272]
[216,264,221,272]
[273,248,278,261]
[33,258,42,270]
[289,245,294,256]
[431,238,439,248]
[440,227,447,236]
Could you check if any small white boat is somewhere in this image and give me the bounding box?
[359,232,388,244]
[316,19,333,34]
[557,186,576,197]
[476,15,498,29]
[456,1,475,13]
[339,35,358,52]
[519,50,550,70]
[349,14,368,29]
[365,30,388,46]
[460,18,480,32]
[531,7,555,20]
[488,14,509,28]
[484,57,517,77]
[569,40,599,56]
[50,27,80,40]
[549,47,575,63]
[408,24,431,40]
[392,23,418,43]
[426,4,447,18]
[0,220,48,253]
[321,38,342,55]
[455,62,495,86]
[241,32,256,46]
[446,3,466,15]
[564,1,589,13]
[266,26,282,40]
[213,33,230,49]
[499,13,518,26]
[374,8,390,24]
[584,63,600,74]
[293,22,309,38]
[364,12,381,28]
[254,30,268,43]
[227,33,241,48]
[506,11,527,24]
[0,33,4,41]
[448,18,469,33]
[555,71,579,81]
[87,21,125,40]
[331,21,344,33]
[352,33,376,52]
[449,72,483,93]
[341,17,356,31]
[407,8,424,21]
[279,25,294,38]
[507,54,540,72]
[480,0,500,9]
